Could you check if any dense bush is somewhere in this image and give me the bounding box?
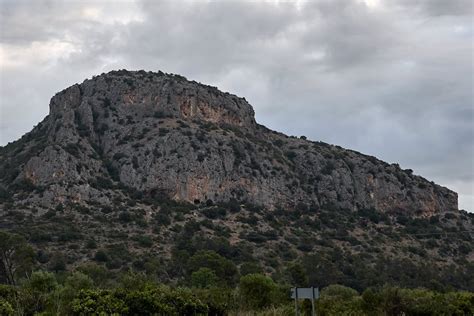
[72,289,129,315]
[202,207,227,219]
[191,268,219,289]
[314,285,474,316]
[0,298,13,315]
[357,208,387,224]
[317,284,362,316]
[285,150,297,161]
[187,250,238,286]
[238,274,282,310]
[72,285,209,315]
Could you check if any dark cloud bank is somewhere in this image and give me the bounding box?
[0,0,472,210]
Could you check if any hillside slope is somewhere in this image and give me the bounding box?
[0,70,472,290]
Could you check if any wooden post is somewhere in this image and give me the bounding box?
[311,287,316,316]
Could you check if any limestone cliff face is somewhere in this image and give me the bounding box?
[0,70,458,215]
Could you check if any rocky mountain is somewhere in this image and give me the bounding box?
[0,70,457,214]
[0,70,472,290]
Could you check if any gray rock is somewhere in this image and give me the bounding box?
[0,70,458,215]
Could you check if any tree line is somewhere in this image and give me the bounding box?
[0,270,473,315]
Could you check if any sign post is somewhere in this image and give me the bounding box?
[294,286,299,316]
[291,287,320,316]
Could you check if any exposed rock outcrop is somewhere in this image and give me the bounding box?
[0,70,458,215]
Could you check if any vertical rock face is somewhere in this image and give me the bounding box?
[0,70,458,215]
[48,70,256,127]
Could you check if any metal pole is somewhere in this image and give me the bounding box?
[295,288,299,316]
[311,287,315,316]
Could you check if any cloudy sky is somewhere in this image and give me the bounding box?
[0,0,473,211]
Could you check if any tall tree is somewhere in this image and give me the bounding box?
[0,231,35,285]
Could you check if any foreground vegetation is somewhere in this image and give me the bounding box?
[0,269,473,315]
[0,228,473,315]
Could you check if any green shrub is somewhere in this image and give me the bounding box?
[19,271,58,315]
[134,235,154,248]
[48,252,67,272]
[202,207,227,219]
[121,287,173,315]
[195,287,235,315]
[85,239,97,249]
[154,211,171,226]
[187,250,238,286]
[240,262,263,276]
[321,284,358,300]
[317,285,362,315]
[56,272,94,315]
[0,186,12,202]
[321,161,336,175]
[285,151,297,161]
[121,285,208,315]
[118,211,133,223]
[286,262,309,287]
[191,268,219,289]
[94,250,109,262]
[238,274,279,310]
[76,263,110,287]
[72,289,128,315]
[0,299,13,316]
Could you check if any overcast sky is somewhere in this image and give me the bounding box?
[0,0,472,211]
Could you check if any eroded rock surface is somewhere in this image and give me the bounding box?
[0,70,458,215]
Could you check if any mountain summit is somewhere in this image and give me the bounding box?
[0,70,457,214]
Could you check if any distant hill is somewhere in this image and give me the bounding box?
[0,69,472,290]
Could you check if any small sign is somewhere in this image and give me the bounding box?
[291,287,320,299]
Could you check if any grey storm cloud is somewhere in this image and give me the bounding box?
[0,0,472,210]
